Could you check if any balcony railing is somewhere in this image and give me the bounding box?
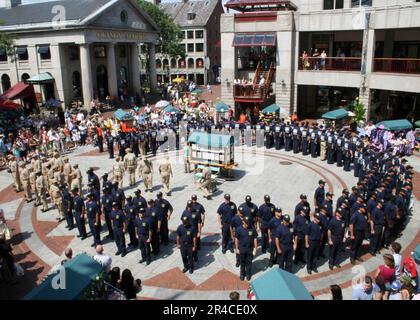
[298,57,362,72]
[373,58,420,74]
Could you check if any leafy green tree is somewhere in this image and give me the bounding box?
[0,21,15,60]
[353,97,366,126]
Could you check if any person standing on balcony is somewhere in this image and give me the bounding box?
[302,51,309,69]
[312,49,320,70]
[321,51,327,70]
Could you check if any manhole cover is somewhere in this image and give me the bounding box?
[279,161,293,165]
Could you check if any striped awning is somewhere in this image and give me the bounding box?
[26,72,54,84]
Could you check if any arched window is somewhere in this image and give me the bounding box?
[21,73,30,83]
[196,58,204,68]
[156,59,162,69]
[96,65,109,99]
[162,59,169,68]
[188,58,194,68]
[1,74,11,93]
[170,58,176,68]
[72,71,82,98]
[178,59,185,69]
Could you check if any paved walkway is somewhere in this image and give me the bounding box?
[1,144,419,300]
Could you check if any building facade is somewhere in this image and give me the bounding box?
[0,0,159,108]
[144,0,224,86]
[221,0,420,122]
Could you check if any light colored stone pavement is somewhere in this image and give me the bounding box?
[1,144,419,300]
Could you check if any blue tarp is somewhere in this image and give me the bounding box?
[215,102,229,113]
[251,268,313,300]
[188,132,233,149]
[25,253,104,300]
[164,105,180,113]
[322,108,348,120]
[262,104,280,114]
[376,119,413,131]
[114,108,133,121]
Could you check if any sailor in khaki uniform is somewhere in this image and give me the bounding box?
[63,157,72,187]
[35,171,49,212]
[20,162,33,202]
[9,155,22,192]
[113,157,124,189]
[123,148,137,187]
[29,166,38,205]
[159,156,173,195]
[50,180,64,220]
[72,164,83,192]
[138,155,154,192]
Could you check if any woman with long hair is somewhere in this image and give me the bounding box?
[119,269,141,300]
[374,253,396,300]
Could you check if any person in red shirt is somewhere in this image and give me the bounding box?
[402,254,418,289]
[97,124,103,153]
[374,253,396,299]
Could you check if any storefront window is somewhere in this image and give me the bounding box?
[94,46,106,58]
[187,31,194,39]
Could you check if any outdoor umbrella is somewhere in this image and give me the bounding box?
[415,120,420,128]
[164,105,180,114]
[44,98,62,108]
[215,102,229,113]
[322,108,348,120]
[155,100,170,108]
[250,268,313,300]
[375,119,413,131]
[172,77,185,84]
[261,104,280,114]
[191,88,203,95]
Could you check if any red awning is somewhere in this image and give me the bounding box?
[0,99,20,111]
[0,82,35,100]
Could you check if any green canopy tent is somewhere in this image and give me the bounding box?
[191,89,203,95]
[163,105,180,114]
[415,120,420,128]
[25,253,104,300]
[215,102,229,113]
[321,108,348,120]
[188,131,233,149]
[376,119,413,131]
[251,268,313,300]
[261,104,280,114]
[26,72,54,85]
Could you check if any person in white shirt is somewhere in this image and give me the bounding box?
[364,121,376,138]
[93,245,112,273]
[259,75,265,87]
[391,242,402,280]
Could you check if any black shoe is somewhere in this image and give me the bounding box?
[146,261,151,265]
[235,262,240,268]
[370,252,376,256]
[246,276,251,281]
[319,254,326,259]
[335,264,341,268]
[313,268,319,273]
[77,235,81,238]
[307,269,312,275]
[240,275,245,281]
[105,234,113,239]
[69,226,74,231]
[194,257,198,262]
[121,251,127,257]
[189,269,194,274]
[182,268,188,273]
[222,249,226,254]
[268,261,273,268]
[350,258,356,265]
[230,248,234,254]
[139,259,146,263]
[356,257,363,262]
[116,251,121,256]
[329,265,333,270]
[81,236,87,240]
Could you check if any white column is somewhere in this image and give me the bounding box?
[131,43,141,94]
[107,43,118,98]
[360,28,375,121]
[80,44,94,107]
[149,43,158,90]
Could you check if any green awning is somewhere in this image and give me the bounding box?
[26,72,54,84]
[188,132,233,149]
[415,120,420,128]
[262,104,280,114]
[251,268,313,300]
[25,253,104,300]
[322,108,348,120]
[376,119,413,131]
[215,102,229,113]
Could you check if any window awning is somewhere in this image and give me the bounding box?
[38,45,50,54]
[16,47,27,55]
[232,33,277,47]
[26,73,54,84]
[0,82,35,100]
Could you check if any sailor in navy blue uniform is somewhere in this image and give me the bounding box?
[327,209,346,270]
[124,196,138,248]
[101,187,114,239]
[336,189,349,210]
[310,129,318,158]
[284,123,292,151]
[349,207,368,265]
[86,167,100,193]
[71,188,87,239]
[292,125,300,154]
[61,184,74,230]
[294,194,311,221]
[305,213,322,274]
[239,195,258,228]
[275,214,294,272]
[369,200,385,256]
[235,216,257,281]
[336,134,344,167]
[85,193,101,247]
[155,192,173,246]
[181,200,202,262]
[314,179,326,210]
[231,206,246,267]
[217,194,237,254]
[317,206,330,259]
[258,195,276,254]
[293,208,308,265]
[301,127,309,156]
[267,207,283,267]
[343,139,352,171]
[326,133,335,165]
[133,189,147,211]
[320,192,334,218]
[145,199,162,256]
[106,131,114,159]
[110,202,127,257]
[101,173,113,193]
[112,182,125,210]
[191,194,205,252]
[176,217,196,274]
[135,208,152,265]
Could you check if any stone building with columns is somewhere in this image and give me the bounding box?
[0,0,160,107]
[221,0,420,122]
